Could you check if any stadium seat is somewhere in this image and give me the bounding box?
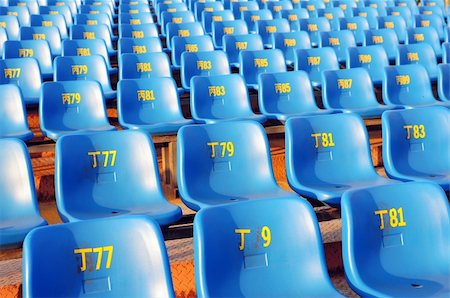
[119,3,151,14]
[181,50,230,90]
[201,10,234,35]
[395,0,419,15]
[119,23,159,38]
[239,49,286,89]
[396,43,439,81]
[266,0,294,18]
[166,21,204,50]
[157,2,188,24]
[0,138,47,249]
[79,4,113,25]
[295,47,339,87]
[3,40,53,80]
[258,70,334,121]
[55,130,182,224]
[223,34,264,68]
[172,35,214,68]
[317,7,345,30]
[30,14,68,40]
[281,8,309,31]
[332,0,357,16]
[118,37,163,56]
[194,1,224,22]
[347,45,389,85]
[22,216,175,297]
[377,15,407,44]
[319,30,357,64]
[353,7,379,29]
[301,0,326,17]
[255,18,290,48]
[0,15,20,40]
[285,113,393,206]
[419,5,446,20]
[383,106,450,188]
[438,64,450,102]
[191,74,266,123]
[363,28,399,63]
[189,0,213,12]
[46,0,77,15]
[39,5,73,28]
[177,121,299,210]
[160,11,195,36]
[386,6,414,28]
[212,19,248,49]
[39,81,115,140]
[54,55,116,101]
[364,0,388,16]
[0,58,41,105]
[119,52,172,80]
[119,12,154,25]
[75,13,116,39]
[117,77,193,134]
[241,9,273,33]
[0,84,33,141]
[339,16,369,46]
[271,31,311,66]
[9,0,39,15]
[20,26,62,57]
[231,1,260,20]
[0,6,30,27]
[406,27,442,60]
[70,24,116,56]
[300,17,331,47]
[194,197,344,298]
[341,182,450,297]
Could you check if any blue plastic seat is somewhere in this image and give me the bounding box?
[20,26,62,57]
[231,1,260,20]
[172,35,214,68]
[271,31,311,66]
[364,0,388,16]
[189,0,212,11]
[419,5,445,20]
[301,0,326,17]
[181,50,230,90]
[438,63,450,102]
[9,0,39,15]
[319,30,356,64]
[119,52,172,80]
[332,0,357,16]
[54,55,116,100]
[79,4,113,25]
[3,40,53,80]
[258,70,333,121]
[39,81,115,140]
[0,6,30,27]
[119,3,151,14]
[157,2,188,24]
[422,0,446,9]
[194,197,344,298]
[70,24,116,56]
[241,9,273,33]
[119,12,154,25]
[166,21,204,50]
[22,216,175,297]
[223,34,264,68]
[396,43,439,81]
[84,0,116,12]
[0,138,47,249]
[118,37,163,56]
[341,182,450,297]
[0,58,41,105]
[295,47,339,87]
[30,14,68,40]
[212,19,248,49]
[386,6,414,28]
[119,23,159,38]
[239,49,286,89]
[382,107,450,189]
[377,15,407,44]
[201,10,234,35]
[191,74,266,123]
[281,8,309,31]
[55,130,182,224]
[0,84,33,141]
[46,0,77,16]
[75,13,116,39]
[317,7,345,30]
[414,14,446,42]
[177,120,299,210]
[339,16,369,46]
[39,5,73,27]
[347,45,389,85]
[160,11,195,36]
[117,77,193,134]
[255,18,290,48]
[353,7,379,29]
[194,1,224,22]
[395,0,419,15]
[406,27,442,60]
[285,113,394,206]
[299,17,331,47]
[364,28,399,63]
[266,0,294,17]
[0,15,20,40]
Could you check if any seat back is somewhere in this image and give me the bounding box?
[0,15,20,40]
[47,0,77,15]
[295,47,339,87]
[119,3,151,14]
[347,45,389,84]
[70,24,115,54]
[377,15,407,43]
[166,21,204,50]
[62,39,113,69]
[119,12,154,25]
[39,5,73,27]
[195,1,224,22]
[201,9,234,35]
[415,13,445,41]
[231,1,260,19]
[299,17,331,46]
[271,31,311,65]
[239,49,286,87]
[20,26,62,57]
[119,52,172,79]
[75,13,114,36]
[301,0,326,17]
[319,30,356,63]
[241,9,273,32]
[255,18,290,46]
[281,8,309,31]
[0,84,32,140]
[406,26,442,58]
[79,4,113,24]
[363,28,399,62]
[438,63,450,102]
[157,2,188,24]
[396,43,438,80]
[118,37,163,56]
[223,34,264,66]
[30,14,68,40]
[119,23,159,38]
[317,7,345,30]
[0,6,30,27]
[10,0,39,15]
[364,0,388,16]
[212,19,248,48]
[353,7,379,29]
[23,216,175,297]
[386,6,414,28]
[161,10,195,36]
[266,0,294,17]
[172,35,214,67]
[395,0,419,15]
[339,16,370,45]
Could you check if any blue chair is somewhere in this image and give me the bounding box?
[353,7,379,29]
[332,0,357,16]
[3,40,53,80]
[39,5,73,28]
[54,55,116,101]
[339,16,370,46]
[255,18,290,48]
[382,107,450,189]
[301,0,326,17]
[266,0,294,18]
[347,45,389,85]
[365,0,388,16]
[177,120,299,210]
[194,197,344,298]
[0,15,20,40]
[201,10,234,35]
[189,0,213,11]
[0,6,30,27]
[364,28,399,63]
[166,21,204,50]
[46,0,77,15]
[157,2,188,24]
[62,39,117,75]
[295,47,339,87]
[377,15,407,44]
[241,9,273,33]
[119,12,154,25]
[422,0,446,9]
[55,130,182,224]
[30,14,68,40]
[419,5,446,20]
[160,11,195,36]
[194,1,224,22]
[0,26,6,58]
[0,138,47,249]
[438,63,450,102]
[75,13,116,39]
[395,0,419,15]
[117,77,193,134]
[239,49,286,89]
[119,52,172,80]
[9,0,39,15]
[341,182,450,297]
[212,19,248,49]
[172,35,214,68]
[0,58,41,105]
[223,34,264,68]
[181,50,230,90]
[79,5,113,25]
[386,6,414,28]
[20,26,62,57]
[0,84,33,141]
[407,26,443,59]
[231,1,260,20]
[281,8,309,31]
[119,23,159,38]
[317,7,345,30]
[271,31,311,66]
[118,37,163,56]
[39,81,115,140]
[285,113,394,206]
[299,17,331,47]
[70,24,116,56]
[23,216,175,296]
[319,30,357,64]
[119,3,151,14]
[397,43,439,81]
[258,71,333,121]
[191,74,266,123]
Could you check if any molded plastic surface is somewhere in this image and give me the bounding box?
[438,63,450,102]
[171,35,213,68]
[363,28,399,62]
[319,30,356,63]
[396,42,438,81]
[271,31,311,65]
[0,84,33,140]
[223,34,264,67]
[347,45,389,85]
[20,26,62,57]
[295,47,339,87]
